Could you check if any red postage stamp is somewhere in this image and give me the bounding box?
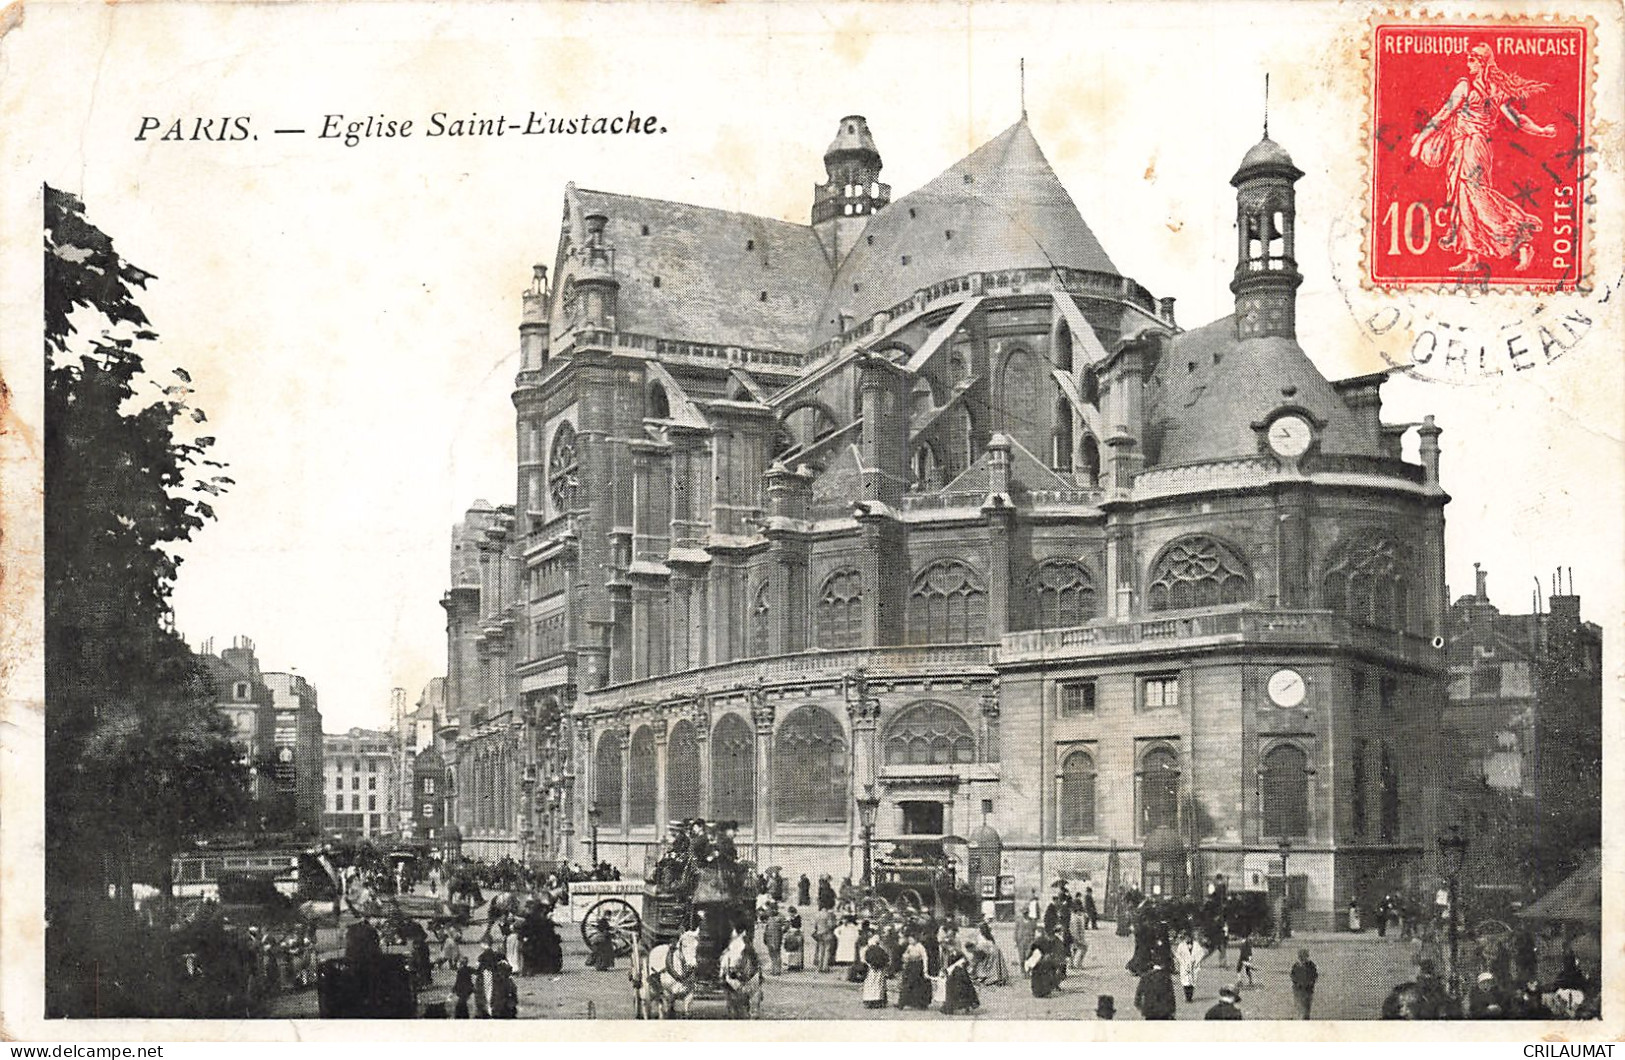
[1368,18,1592,290]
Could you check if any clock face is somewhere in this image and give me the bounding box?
[1267,415,1312,457]
[1267,668,1307,708]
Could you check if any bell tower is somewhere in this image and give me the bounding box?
[812,115,890,265]
[1229,133,1303,340]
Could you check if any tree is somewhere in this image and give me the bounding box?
[44,184,246,913]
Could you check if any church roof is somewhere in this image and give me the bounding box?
[1145,315,1381,465]
[569,188,834,353]
[816,119,1119,338]
[1238,136,1294,170]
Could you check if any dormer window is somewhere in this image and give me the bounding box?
[759,291,769,302]
[653,276,661,288]
[746,239,755,251]
[234,681,251,701]
[640,224,650,236]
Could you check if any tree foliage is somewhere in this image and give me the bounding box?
[44,184,247,911]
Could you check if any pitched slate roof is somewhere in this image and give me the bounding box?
[571,188,833,353]
[816,119,1119,338]
[1144,315,1382,465]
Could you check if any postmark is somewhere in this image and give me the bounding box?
[1366,16,1594,292]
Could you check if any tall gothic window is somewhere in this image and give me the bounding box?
[1028,559,1098,630]
[908,560,988,644]
[1052,395,1074,471]
[1322,538,1413,632]
[883,702,976,765]
[548,422,579,513]
[1352,738,1368,837]
[666,720,701,822]
[711,713,755,826]
[1380,743,1401,841]
[749,581,772,657]
[594,731,623,827]
[910,443,938,492]
[1080,435,1101,487]
[816,569,864,649]
[774,706,848,824]
[1146,536,1251,611]
[1059,748,1097,836]
[1261,743,1309,838]
[1138,745,1181,836]
[628,726,657,827]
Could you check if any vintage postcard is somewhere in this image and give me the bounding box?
[1,0,1620,1043]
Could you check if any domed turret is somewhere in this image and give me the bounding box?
[1230,134,1304,340]
[812,116,891,264]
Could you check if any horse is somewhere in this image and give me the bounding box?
[631,927,701,1019]
[720,929,764,1019]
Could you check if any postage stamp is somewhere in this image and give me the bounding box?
[1367,17,1594,291]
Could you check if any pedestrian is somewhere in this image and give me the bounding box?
[1236,936,1255,986]
[1069,901,1090,968]
[1095,994,1115,1019]
[763,906,786,976]
[1468,971,1506,1019]
[940,949,980,1015]
[897,932,932,1010]
[797,873,812,907]
[1135,961,1178,1020]
[817,875,837,912]
[968,920,1009,986]
[1290,948,1319,1019]
[1025,889,1042,923]
[1025,925,1064,999]
[1083,886,1099,930]
[1204,982,1244,1020]
[860,938,890,1010]
[1348,898,1363,933]
[451,956,474,1019]
[813,906,838,971]
[1174,932,1202,1003]
[438,926,463,971]
[586,916,617,971]
[783,911,805,972]
[834,914,860,967]
[490,960,518,1019]
[1013,905,1036,978]
[504,920,522,974]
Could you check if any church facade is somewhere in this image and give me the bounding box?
[440,114,1450,926]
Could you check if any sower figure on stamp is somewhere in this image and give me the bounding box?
[1410,42,1556,273]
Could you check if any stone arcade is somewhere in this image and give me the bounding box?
[439,115,1449,927]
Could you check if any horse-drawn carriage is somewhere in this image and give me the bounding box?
[624,820,762,1019]
[871,840,980,920]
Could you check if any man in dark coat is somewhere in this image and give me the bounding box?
[344,915,383,968]
[1205,982,1244,1019]
[1290,949,1319,1019]
[451,957,475,1018]
[817,875,837,911]
[1135,961,1178,1020]
[1083,886,1099,930]
[797,874,812,907]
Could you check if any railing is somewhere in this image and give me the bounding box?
[1309,453,1427,484]
[581,643,997,714]
[1002,608,1439,667]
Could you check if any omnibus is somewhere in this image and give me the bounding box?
[170,848,302,900]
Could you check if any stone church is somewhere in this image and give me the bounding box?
[439,113,1449,926]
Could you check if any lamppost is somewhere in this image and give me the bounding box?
[588,802,601,866]
[1277,836,1293,939]
[856,784,881,889]
[1438,824,1468,998]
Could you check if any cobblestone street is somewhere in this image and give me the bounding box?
[272,913,1425,1022]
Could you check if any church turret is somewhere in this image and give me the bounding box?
[812,115,891,265]
[1229,135,1303,340]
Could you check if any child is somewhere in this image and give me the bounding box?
[1235,936,1255,986]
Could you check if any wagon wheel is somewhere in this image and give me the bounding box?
[857,894,891,920]
[581,898,641,957]
[899,888,926,914]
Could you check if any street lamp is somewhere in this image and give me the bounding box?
[1438,824,1468,998]
[856,784,881,889]
[1277,836,1293,939]
[587,802,601,865]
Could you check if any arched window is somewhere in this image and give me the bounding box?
[1055,323,1074,373]
[627,726,657,827]
[548,422,579,513]
[1261,744,1309,838]
[647,382,671,420]
[1080,435,1101,487]
[1322,538,1413,632]
[666,720,700,822]
[774,706,848,823]
[1059,749,1097,836]
[594,731,623,827]
[908,560,988,645]
[1028,559,1097,630]
[1000,349,1041,451]
[1146,536,1251,611]
[1380,743,1400,841]
[910,378,936,420]
[816,569,864,649]
[749,580,772,657]
[711,713,755,826]
[1138,746,1180,836]
[883,702,976,765]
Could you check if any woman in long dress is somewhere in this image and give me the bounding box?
[834,916,861,966]
[1026,927,1063,999]
[896,933,932,1010]
[1410,43,1557,273]
[860,940,890,1009]
[969,921,1009,986]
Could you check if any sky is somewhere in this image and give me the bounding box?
[8,1,1620,733]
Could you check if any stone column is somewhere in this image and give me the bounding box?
[693,695,713,817]
[751,691,776,861]
[980,682,1001,763]
[653,716,670,834]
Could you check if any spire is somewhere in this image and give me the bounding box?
[1020,58,1027,120]
[1263,73,1270,140]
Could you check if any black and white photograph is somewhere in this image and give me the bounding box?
[2,0,1620,1040]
